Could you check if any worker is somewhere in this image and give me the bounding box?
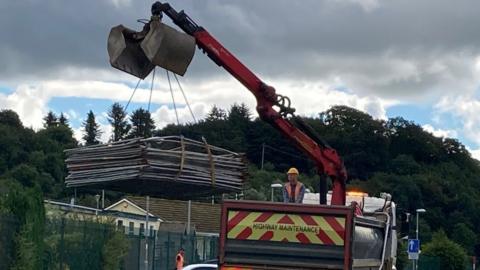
[283,167,305,203]
[176,247,185,270]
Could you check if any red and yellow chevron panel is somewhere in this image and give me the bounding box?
[227,210,345,246]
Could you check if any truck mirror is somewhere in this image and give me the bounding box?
[107,25,155,79]
[141,19,196,76]
[399,212,411,236]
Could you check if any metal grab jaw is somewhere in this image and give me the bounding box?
[107,16,196,79]
[107,25,155,79]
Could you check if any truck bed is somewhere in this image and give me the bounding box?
[220,200,390,270]
[219,200,356,270]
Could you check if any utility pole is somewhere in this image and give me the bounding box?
[101,189,105,209]
[261,143,265,170]
[187,200,192,235]
[145,196,150,270]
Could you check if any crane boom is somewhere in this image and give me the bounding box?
[150,2,347,205]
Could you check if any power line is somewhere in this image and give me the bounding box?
[263,144,310,161]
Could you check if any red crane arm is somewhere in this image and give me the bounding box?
[152,2,347,205]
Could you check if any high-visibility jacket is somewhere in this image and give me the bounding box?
[176,253,184,270]
[283,182,305,203]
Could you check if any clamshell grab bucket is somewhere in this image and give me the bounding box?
[107,25,155,79]
[141,20,196,76]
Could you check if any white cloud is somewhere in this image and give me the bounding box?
[99,122,113,143]
[68,109,78,120]
[468,148,480,161]
[0,85,48,129]
[435,95,480,145]
[72,126,83,144]
[151,103,207,128]
[422,124,458,139]
[328,0,380,12]
[2,71,398,131]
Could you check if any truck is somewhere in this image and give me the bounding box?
[107,2,399,269]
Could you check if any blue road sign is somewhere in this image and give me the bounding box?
[408,239,420,253]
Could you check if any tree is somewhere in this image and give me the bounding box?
[82,110,102,145]
[107,103,130,141]
[423,230,467,270]
[43,111,58,128]
[0,109,23,128]
[1,181,46,270]
[206,105,227,121]
[451,223,476,254]
[58,113,69,127]
[228,103,251,124]
[128,108,155,138]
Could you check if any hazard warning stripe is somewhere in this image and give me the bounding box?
[312,215,344,245]
[227,212,262,239]
[227,211,346,246]
[325,216,346,238]
[227,211,249,231]
[254,212,274,223]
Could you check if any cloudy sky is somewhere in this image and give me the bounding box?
[1,0,480,159]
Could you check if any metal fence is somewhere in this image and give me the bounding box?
[0,215,18,270]
[0,216,218,270]
[402,256,479,270]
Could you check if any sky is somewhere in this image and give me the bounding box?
[1,0,480,159]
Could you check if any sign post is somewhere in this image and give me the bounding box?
[408,239,420,270]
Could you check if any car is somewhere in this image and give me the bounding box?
[182,263,217,270]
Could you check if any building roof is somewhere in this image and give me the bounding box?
[127,196,221,234]
[104,198,157,218]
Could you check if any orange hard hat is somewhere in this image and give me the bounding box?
[287,167,299,175]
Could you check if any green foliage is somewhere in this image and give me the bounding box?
[423,230,467,270]
[102,231,130,270]
[42,219,130,270]
[108,102,131,141]
[82,110,102,145]
[0,109,23,129]
[1,182,46,270]
[2,104,480,259]
[59,113,69,127]
[43,111,58,128]
[129,108,155,138]
[206,105,227,121]
[396,240,408,270]
[451,223,476,254]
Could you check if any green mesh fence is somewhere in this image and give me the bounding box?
[0,215,18,270]
[402,256,441,270]
[153,232,218,270]
[43,218,120,270]
[0,215,218,270]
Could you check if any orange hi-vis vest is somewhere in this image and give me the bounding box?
[285,182,303,202]
[176,253,184,270]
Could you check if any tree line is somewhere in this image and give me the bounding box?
[1,103,480,269]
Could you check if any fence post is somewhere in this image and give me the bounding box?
[59,218,65,270]
[138,235,142,270]
[203,237,206,261]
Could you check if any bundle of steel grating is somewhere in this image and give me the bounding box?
[64,136,247,198]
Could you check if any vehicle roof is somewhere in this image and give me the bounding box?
[183,263,217,270]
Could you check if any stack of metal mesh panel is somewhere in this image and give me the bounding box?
[65,136,246,198]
